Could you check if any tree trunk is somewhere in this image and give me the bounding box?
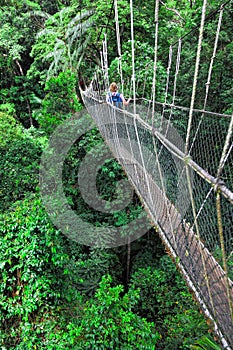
[126,237,131,284]
[15,59,33,127]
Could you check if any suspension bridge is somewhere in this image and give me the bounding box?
[80,1,233,348]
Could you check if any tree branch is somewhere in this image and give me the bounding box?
[159,0,184,21]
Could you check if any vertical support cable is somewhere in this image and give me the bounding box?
[151,0,160,129]
[185,0,207,155]
[129,0,154,209]
[103,34,109,91]
[114,0,134,169]
[189,5,224,155]
[159,38,182,156]
[161,44,173,123]
[204,6,223,110]
[151,0,178,245]
[114,0,124,95]
[130,0,136,114]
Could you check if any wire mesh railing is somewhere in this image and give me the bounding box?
[81,89,233,348]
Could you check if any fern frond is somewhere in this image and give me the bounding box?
[190,336,221,350]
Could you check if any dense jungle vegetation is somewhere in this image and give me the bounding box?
[0,0,232,349]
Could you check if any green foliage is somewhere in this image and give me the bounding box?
[108,40,167,100]
[129,255,215,349]
[1,75,43,127]
[35,70,82,133]
[0,3,48,126]
[0,103,16,115]
[0,139,42,211]
[0,197,71,347]
[73,275,159,349]
[213,245,233,281]
[0,112,43,211]
[28,5,94,82]
[0,2,232,349]
[42,275,159,349]
[0,110,23,147]
[0,196,125,348]
[0,274,159,349]
[190,336,221,350]
[0,10,25,61]
[62,120,149,241]
[64,248,122,296]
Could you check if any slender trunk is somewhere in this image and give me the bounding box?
[126,237,131,284]
[147,230,150,243]
[15,59,33,127]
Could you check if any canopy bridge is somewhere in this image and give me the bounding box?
[81,1,233,348]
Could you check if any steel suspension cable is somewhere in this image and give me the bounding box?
[129,0,154,209]
[161,44,173,122]
[114,0,124,95]
[189,5,224,156]
[185,0,207,154]
[130,0,136,114]
[151,0,160,129]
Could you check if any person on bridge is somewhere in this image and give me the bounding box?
[106,82,131,108]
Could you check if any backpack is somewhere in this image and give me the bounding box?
[108,92,122,107]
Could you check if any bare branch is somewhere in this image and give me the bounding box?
[159,0,184,21]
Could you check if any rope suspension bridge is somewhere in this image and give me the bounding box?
[80,1,233,348]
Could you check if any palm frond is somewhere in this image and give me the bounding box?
[66,21,93,48]
[28,10,50,20]
[36,28,56,39]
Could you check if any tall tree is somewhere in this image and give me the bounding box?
[0,2,48,126]
[28,5,94,83]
